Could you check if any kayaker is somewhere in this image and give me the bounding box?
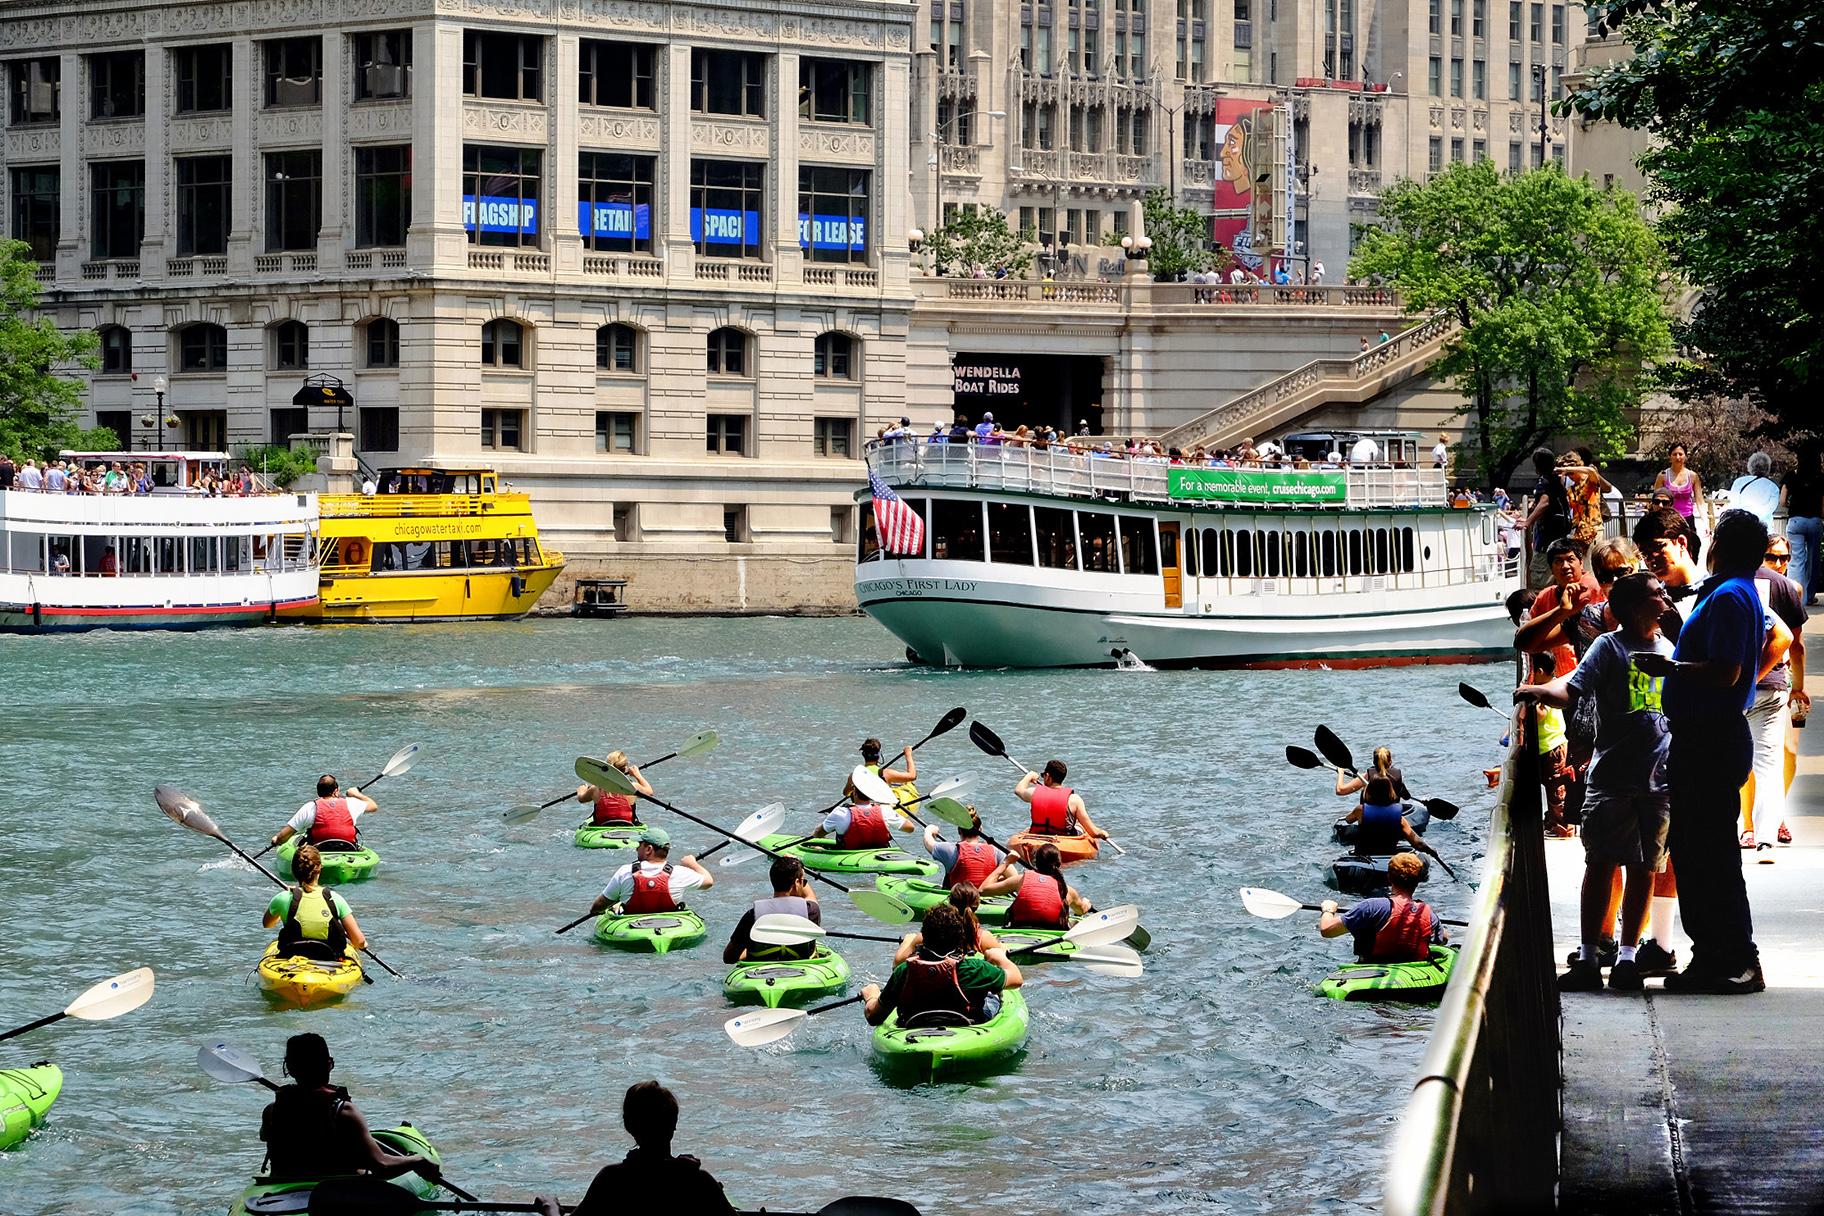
[1333,746,1415,802]
[268,775,378,854]
[810,795,898,849]
[722,857,819,963]
[587,828,713,918]
[1341,775,1447,868]
[1015,759,1108,843]
[859,736,916,794]
[259,1033,442,1183]
[261,844,366,961]
[893,881,1003,961]
[1317,852,1446,962]
[575,750,653,826]
[533,1081,735,1216]
[979,843,1093,929]
[920,805,1004,888]
[862,903,1023,1028]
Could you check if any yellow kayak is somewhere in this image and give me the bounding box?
[256,942,364,1008]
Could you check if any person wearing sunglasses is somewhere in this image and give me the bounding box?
[1741,537,1807,857]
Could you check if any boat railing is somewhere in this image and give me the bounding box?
[322,492,515,518]
[866,441,1451,510]
[1383,697,1559,1216]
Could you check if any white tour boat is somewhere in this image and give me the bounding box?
[855,441,1521,668]
[0,451,320,632]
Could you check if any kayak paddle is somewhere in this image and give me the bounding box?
[923,795,1009,851]
[1238,885,1469,927]
[1313,725,1357,775]
[252,743,421,859]
[767,907,1144,975]
[504,730,720,823]
[725,993,866,1046]
[846,889,920,924]
[696,803,789,862]
[750,914,904,947]
[969,721,1126,855]
[156,785,403,981]
[0,968,155,1044]
[1288,744,1459,821]
[740,779,975,871]
[197,1041,282,1091]
[305,1179,552,1215]
[813,707,967,816]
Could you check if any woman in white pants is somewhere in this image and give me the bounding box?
[1744,538,1809,857]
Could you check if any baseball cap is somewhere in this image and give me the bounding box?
[639,826,671,848]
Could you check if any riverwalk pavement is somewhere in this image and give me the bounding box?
[1554,611,1824,1214]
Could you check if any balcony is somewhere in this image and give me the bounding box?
[166,257,228,278]
[466,249,549,273]
[254,252,317,274]
[582,253,663,279]
[694,262,773,285]
[80,260,140,281]
[345,249,408,271]
[802,266,879,290]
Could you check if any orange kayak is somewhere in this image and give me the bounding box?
[1008,829,1100,866]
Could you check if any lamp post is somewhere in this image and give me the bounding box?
[1147,87,1187,204]
[1532,64,1549,168]
[146,376,167,451]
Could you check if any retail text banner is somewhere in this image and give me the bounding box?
[1166,468,1348,504]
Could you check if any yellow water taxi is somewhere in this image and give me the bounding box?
[283,468,564,622]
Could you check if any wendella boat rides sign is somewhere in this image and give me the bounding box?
[1166,467,1348,504]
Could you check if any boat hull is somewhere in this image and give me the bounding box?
[281,564,562,623]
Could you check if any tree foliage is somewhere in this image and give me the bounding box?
[1141,188,1224,279]
[1566,0,1824,425]
[1636,393,1814,490]
[238,444,320,489]
[0,239,106,462]
[1348,162,1672,487]
[926,208,1034,278]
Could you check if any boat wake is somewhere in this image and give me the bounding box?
[1112,648,1156,672]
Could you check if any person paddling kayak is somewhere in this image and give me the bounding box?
[722,857,819,963]
[1342,776,1445,867]
[1317,852,1447,962]
[259,1033,442,1183]
[921,805,1004,888]
[533,1081,734,1216]
[894,881,1004,960]
[268,775,376,854]
[979,843,1093,929]
[586,827,713,918]
[576,750,653,826]
[811,794,899,849]
[862,903,1023,1028]
[1015,760,1108,843]
[262,844,366,960]
[1333,746,1414,802]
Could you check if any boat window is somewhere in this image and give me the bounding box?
[1078,511,1117,572]
[1230,526,1254,577]
[1159,525,1179,572]
[1375,528,1391,574]
[154,537,178,574]
[1184,526,1197,576]
[1348,529,1363,575]
[1201,527,1224,576]
[1034,506,1077,569]
[1402,527,1417,572]
[1291,531,1310,577]
[1320,530,1337,577]
[930,499,984,562]
[189,537,216,573]
[120,537,152,574]
[987,501,1034,565]
[1257,530,1282,578]
[1117,516,1157,576]
[858,512,880,562]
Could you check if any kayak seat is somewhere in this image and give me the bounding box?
[314,838,361,853]
[900,1009,974,1030]
[281,940,348,963]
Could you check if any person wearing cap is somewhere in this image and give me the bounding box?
[974,412,1000,446]
[586,827,713,918]
[1076,420,1091,436]
[259,1033,443,1183]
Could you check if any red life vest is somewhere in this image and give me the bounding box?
[622,862,679,913]
[307,797,358,845]
[1007,870,1069,929]
[837,803,892,849]
[946,839,1001,888]
[1029,784,1079,835]
[1368,895,1435,963]
[896,953,973,1019]
[592,790,637,826]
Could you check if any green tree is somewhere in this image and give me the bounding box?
[238,443,320,489]
[1566,0,1824,427]
[0,239,107,461]
[1140,188,1223,279]
[925,208,1034,278]
[1348,162,1671,487]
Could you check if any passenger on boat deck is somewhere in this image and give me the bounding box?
[723,856,819,963]
[980,842,1094,929]
[589,827,713,918]
[894,880,1005,962]
[262,844,368,961]
[16,459,41,490]
[259,1033,440,1184]
[98,546,118,577]
[532,1082,735,1216]
[1015,759,1108,842]
[862,903,1022,1028]
[43,460,66,492]
[49,545,69,575]
[269,775,379,854]
[923,804,1006,889]
[576,750,651,826]
[1318,851,1445,963]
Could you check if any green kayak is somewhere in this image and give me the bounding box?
[573,822,643,850]
[757,835,941,881]
[1316,945,1458,1002]
[871,989,1029,1080]
[278,837,380,885]
[593,908,707,954]
[723,945,852,1008]
[0,1063,62,1151]
[232,1125,441,1214]
[874,876,1015,923]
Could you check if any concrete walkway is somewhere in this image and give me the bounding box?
[1555,613,1824,1214]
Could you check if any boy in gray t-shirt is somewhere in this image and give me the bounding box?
[1517,572,1675,992]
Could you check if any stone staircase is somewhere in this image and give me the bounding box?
[1157,310,1462,451]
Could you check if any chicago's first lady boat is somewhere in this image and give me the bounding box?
[854,439,1520,669]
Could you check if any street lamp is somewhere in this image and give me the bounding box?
[1532,64,1549,168]
[145,375,167,452]
[1147,87,1187,203]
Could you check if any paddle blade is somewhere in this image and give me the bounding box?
[379,742,420,779]
[725,1006,809,1047]
[1285,746,1324,771]
[927,796,976,830]
[1064,905,1140,946]
[307,1177,428,1216]
[198,1041,268,1085]
[850,765,895,806]
[850,888,918,925]
[65,967,154,1023]
[927,774,974,802]
[1239,887,1308,920]
[734,802,788,841]
[576,756,634,796]
[1070,943,1145,978]
[1421,796,1461,821]
[1313,726,1355,773]
[818,1199,923,1216]
[677,729,721,760]
[154,785,223,838]
[1458,681,1493,710]
[501,803,543,824]
[751,913,826,947]
[929,706,968,738]
[967,720,1006,757]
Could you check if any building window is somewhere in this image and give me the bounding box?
[363,317,399,369]
[813,417,854,457]
[1509,140,1522,173]
[595,323,640,372]
[690,160,764,260]
[690,49,765,117]
[355,145,411,248]
[463,30,543,101]
[1450,0,1462,35]
[89,51,143,119]
[7,58,58,125]
[174,155,231,256]
[1451,137,1464,162]
[480,408,525,450]
[177,322,228,373]
[1429,137,1443,172]
[360,406,400,451]
[707,327,749,377]
[1473,60,1486,99]
[799,59,870,124]
[1427,57,1440,96]
[1473,137,1487,160]
[707,415,747,455]
[798,166,870,265]
[9,166,58,261]
[1473,0,1486,36]
[595,411,637,453]
[613,504,637,541]
[724,505,748,541]
[271,320,309,371]
[1427,0,1440,34]
[90,161,144,259]
[463,144,541,248]
[1509,62,1521,99]
[480,319,524,368]
[579,40,654,109]
[174,45,232,113]
[269,406,309,444]
[264,38,321,107]
[98,325,133,375]
[1551,3,1564,41]
[813,332,855,380]
[1530,2,1542,40]
[264,150,321,252]
[1450,58,1463,97]
[354,31,412,100]
[578,152,655,253]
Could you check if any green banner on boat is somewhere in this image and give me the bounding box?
[1166,468,1348,504]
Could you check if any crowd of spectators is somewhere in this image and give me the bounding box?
[0,455,262,496]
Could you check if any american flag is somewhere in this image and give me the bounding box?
[869,468,926,556]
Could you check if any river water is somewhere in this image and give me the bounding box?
[0,618,1499,1216]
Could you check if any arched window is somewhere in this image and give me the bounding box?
[814,332,856,380]
[98,325,133,375]
[176,322,229,372]
[271,320,309,371]
[362,317,400,369]
[596,323,640,373]
[480,318,524,368]
[707,326,749,376]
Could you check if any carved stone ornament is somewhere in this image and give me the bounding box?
[577,113,661,147]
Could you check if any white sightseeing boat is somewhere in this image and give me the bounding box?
[855,441,1521,668]
[0,451,320,632]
